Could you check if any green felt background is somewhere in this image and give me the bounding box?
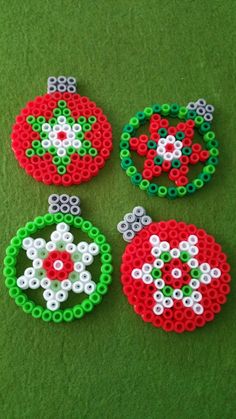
[0,0,236,418]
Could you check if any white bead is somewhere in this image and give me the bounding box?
[171,268,182,278]
[156,145,165,156]
[142,263,152,274]
[62,124,70,132]
[28,277,40,289]
[56,222,70,233]
[41,139,51,149]
[24,267,35,279]
[26,247,38,260]
[62,139,71,148]
[179,241,190,251]
[163,297,174,308]
[182,297,194,307]
[61,280,72,291]
[57,147,66,157]
[65,243,77,254]
[153,258,164,269]
[173,149,182,159]
[48,131,57,140]
[53,260,64,271]
[131,268,142,279]
[22,237,34,250]
[72,139,82,149]
[53,124,62,132]
[17,276,28,289]
[192,291,202,302]
[62,232,73,243]
[67,131,75,140]
[41,278,51,289]
[158,138,167,146]
[72,123,82,132]
[84,281,96,295]
[74,262,85,273]
[174,140,183,149]
[154,279,165,289]
[199,263,210,273]
[52,139,62,148]
[88,243,99,256]
[189,246,199,256]
[55,290,68,302]
[188,235,198,245]
[153,291,164,303]
[47,300,60,311]
[51,231,62,243]
[142,274,153,284]
[151,247,161,258]
[42,123,51,132]
[193,303,204,315]
[210,268,221,278]
[200,273,211,284]
[80,271,91,283]
[153,304,164,315]
[32,258,43,269]
[159,241,170,251]
[166,135,175,143]
[72,281,84,293]
[77,241,89,253]
[149,235,160,246]
[34,238,46,249]
[164,152,173,161]
[173,289,183,300]
[170,248,180,258]
[46,241,56,252]
[43,289,55,301]
[189,279,200,289]
[57,116,66,125]
[82,253,94,266]
[187,258,199,269]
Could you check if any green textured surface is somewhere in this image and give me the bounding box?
[0,0,236,418]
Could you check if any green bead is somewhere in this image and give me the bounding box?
[162,285,173,297]
[57,165,66,175]
[206,139,219,150]
[126,166,137,177]
[89,148,98,157]
[182,285,192,296]
[32,123,41,132]
[176,131,185,141]
[73,216,83,228]
[42,309,52,322]
[193,179,204,189]
[161,103,170,116]
[121,157,133,170]
[53,108,62,117]
[199,172,211,183]
[58,100,66,108]
[186,183,196,194]
[158,186,168,197]
[200,122,211,134]
[32,140,40,149]
[152,104,161,113]
[167,187,178,199]
[22,301,35,314]
[34,216,45,228]
[53,156,61,166]
[136,111,146,124]
[5,277,16,288]
[62,156,70,165]
[81,299,94,312]
[67,117,75,125]
[187,110,196,120]
[83,140,91,149]
[140,179,150,190]
[172,159,181,168]
[120,140,130,150]
[63,108,71,117]
[26,148,35,157]
[88,116,97,124]
[4,266,16,277]
[190,268,201,279]
[203,131,215,142]
[89,292,102,305]
[154,156,163,165]
[129,117,139,128]
[210,147,219,157]
[96,283,108,295]
[123,124,134,134]
[78,148,86,156]
[178,106,188,119]
[100,243,111,253]
[54,213,64,223]
[63,309,74,322]
[15,294,27,307]
[83,123,92,132]
[158,128,168,137]
[160,252,171,263]
[37,116,46,124]
[182,147,192,156]
[32,306,43,319]
[25,222,37,234]
[120,149,130,159]
[207,156,219,166]
[4,255,15,267]
[78,116,86,124]
[180,251,190,262]
[26,115,35,124]
[147,140,157,149]
[73,305,84,319]
[100,274,112,285]
[143,107,153,118]
[64,214,74,225]
[77,132,84,140]
[194,116,204,127]
[121,132,131,141]
[67,146,76,155]
[203,164,215,175]
[48,146,57,155]
[52,310,63,323]
[131,173,142,185]
[43,213,54,225]
[16,227,28,239]
[148,183,158,196]
[170,103,179,117]
[40,132,48,140]
[177,186,187,197]
[6,246,18,257]
[81,220,92,232]
[101,253,112,263]
[151,268,162,279]
[101,263,113,274]
[88,227,100,239]
[36,147,45,157]
[69,271,80,281]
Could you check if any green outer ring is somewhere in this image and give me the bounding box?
[3,213,113,323]
[119,103,218,199]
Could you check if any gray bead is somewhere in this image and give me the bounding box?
[141,215,152,226]
[59,194,70,204]
[205,104,215,113]
[47,76,57,85]
[48,204,60,214]
[187,102,197,110]
[47,85,57,94]
[67,76,76,85]
[67,85,76,93]
[204,113,213,122]
[69,196,80,206]
[58,84,67,93]
[132,222,142,232]
[48,194,60,204]
[123,230,135,243]
[124,212,136,223]
[70,206,81,215]
[133,206,146,217]
[117,221,129,233]
[60,204,70,214]
[57,76,67,84]
[196,107,205,116]
[196,98,206,107]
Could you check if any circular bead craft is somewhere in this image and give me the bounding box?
[3,195,113,323]
[118,207,231,332]
[11,76,112,186]
[120,99,218,198]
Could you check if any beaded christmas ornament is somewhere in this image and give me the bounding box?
[120,99,218,198]
[3,195,112,323]
[117,208,231,332]
[11,76,112,186]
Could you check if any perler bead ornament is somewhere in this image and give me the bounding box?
[11,76,112,186]
[120,99,218,198]
[3,195,112,323]
[117,207,231,332]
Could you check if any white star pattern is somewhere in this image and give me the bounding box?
[156,135,183,161]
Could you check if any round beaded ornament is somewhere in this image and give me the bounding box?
[120,99,218,198]
[3,195,113,323]
[11,76,112,186]
[117,207,231,332]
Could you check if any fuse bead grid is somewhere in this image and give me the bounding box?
[11,92,112,186]
[120,220,230,332]
[4,214,112,322]
[120,103,218,198]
